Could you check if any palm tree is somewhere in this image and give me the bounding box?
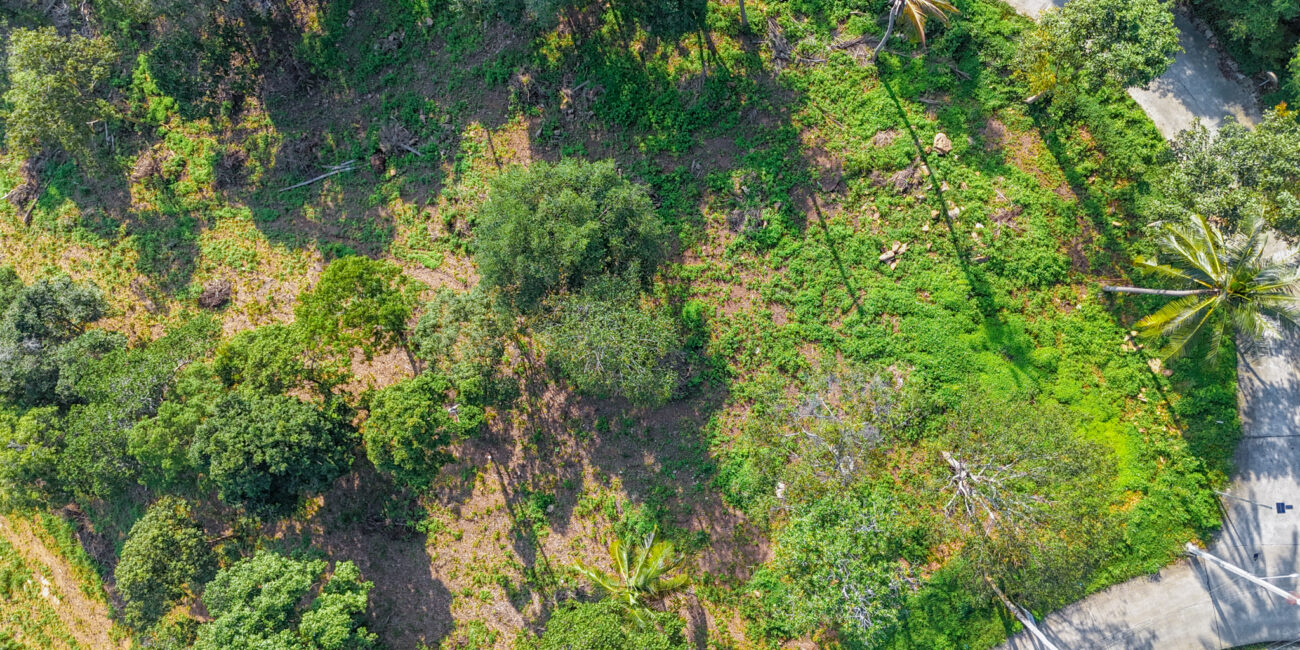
[571,528,689,626]
[1103,213,1300,358]
[873,0,958,56]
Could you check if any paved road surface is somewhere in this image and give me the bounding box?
[989,6,1289,646]
[1001,0,1261,138]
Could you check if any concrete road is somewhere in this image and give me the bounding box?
[1000,0,1261,138]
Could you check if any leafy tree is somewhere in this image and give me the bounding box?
[540,275,679,405]
[746,492,912,645]
[1018,0,1181,97]
[1159,108,1300,237]
[195,551,376,650]
[473,159,668,311]
[189,391,354,518]
[0,275,109,406]
[295,256,422,367]
[0,407,64,509]
[129,365,225,491]
[572,528,689,627]
[115,497,214,630]
[212,324,349,397]
[57,317,218,500]
[2,28,117,165]
[1189,0,1299,86]
[362,373,481,491]
[0,267,20,313]
[519,599,688,650]
[1103,213,1300,358]
[411,286,510,400]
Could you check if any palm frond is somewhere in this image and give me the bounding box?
[899,0,957,45]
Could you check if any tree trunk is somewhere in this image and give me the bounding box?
[738,0,749,31]
[1102,286,1217,297]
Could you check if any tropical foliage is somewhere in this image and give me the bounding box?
[1105,213,1300,358]
[572,529,689,626]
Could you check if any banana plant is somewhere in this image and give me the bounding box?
[571,528,690,626]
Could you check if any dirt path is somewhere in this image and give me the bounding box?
[1001,240,1300,648]
[0,516,125,650]
[1000,0,1261,138]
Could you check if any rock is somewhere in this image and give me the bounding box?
[947,206,962,219]
[198,280,232,309]
[921,224,930,233]
[933,132,953,155]
[878,250,896,262]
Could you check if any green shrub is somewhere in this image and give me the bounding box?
[362,372,481,491]
[540,275,680,405]
[473,159,669,311]
[189,391,354,518]
[195,551,376,650]
[518,599,687,650]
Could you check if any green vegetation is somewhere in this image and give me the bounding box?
[190,391,354,518]
[1019,0,1180,98]
[0,0,1286,646]
[1104,213,1300,358]
[541,275,681,405]
[572,528,689,625]
[362,372,480,491]
[195,551,376,650]
[115,497,214,629]
[473,159,669,311]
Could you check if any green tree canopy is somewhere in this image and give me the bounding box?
[2,27,117,165]
[0,406,64,509]
[519,599,688,650]
[1018,0,1181,96]
[362,372,481,491]
[0,275,110,406]
[195,551,376,650]
[212,323,350,397]
[115,497,215,630]
[1160,108,1300,236]
[540,275,680,405]
[189,391,354,518]
[746,492,912,645]
[473,159,668,311]
[295,256,422,364]
[1104,212,1300,358]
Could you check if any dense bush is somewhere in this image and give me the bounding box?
[518,599,688,650]
[362,372,481,491]
[115,497,214,630]
[540,275,680,405]
[473,159,669,311]
[0,275,110,407]
[1189,0,1299,88]
[746,492,913,645]
[212,324,349,397]
[195,551,376,650]
[189,391,354,518]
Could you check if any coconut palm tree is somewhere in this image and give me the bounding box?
[571,528,689,626]
[1103,213,1300,358]
[874,0,958,55]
